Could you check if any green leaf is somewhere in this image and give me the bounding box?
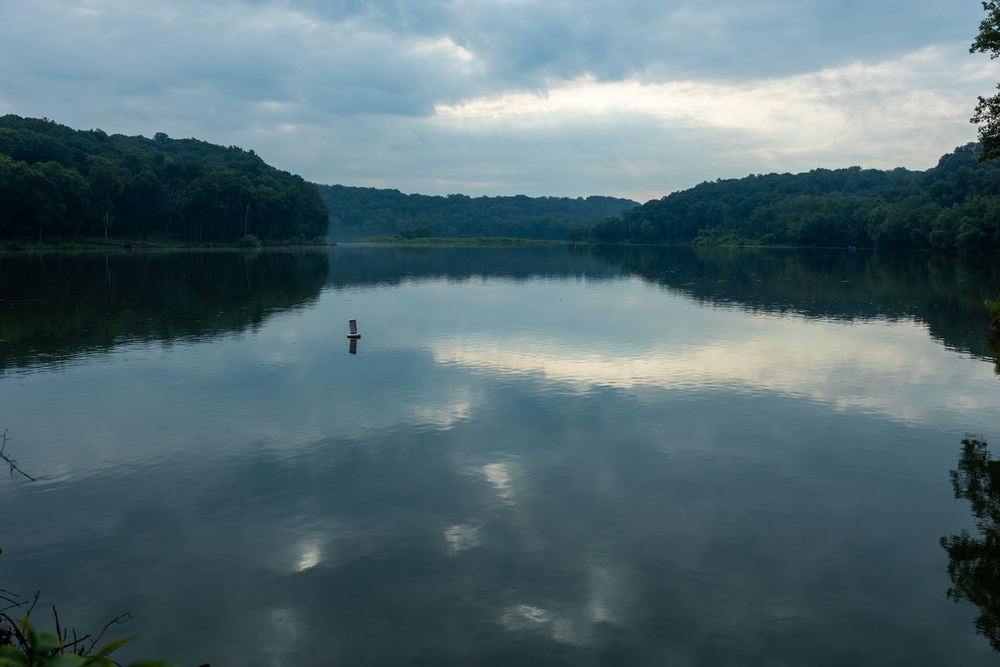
[0,645,29,667]
[32,631,62,654]
[90,635,134,657]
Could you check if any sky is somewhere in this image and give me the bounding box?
[1,0,999,203]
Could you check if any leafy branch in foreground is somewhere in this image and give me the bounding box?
[0,432,182,667]
[972,1,1000,162]
[0,585,176,666]
[0,616,177,667]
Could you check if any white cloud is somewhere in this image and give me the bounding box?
[422,43,999,199]
[0,0,996,198]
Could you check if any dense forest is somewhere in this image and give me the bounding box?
[317,183,638,241]
[0,115,329,244]
[3,114,1000,251]
[590,143,1000,251]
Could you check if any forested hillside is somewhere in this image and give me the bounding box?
[591,143,1000,251]
[4,114,999,251]
[317,184,638,241]
[0,115,328,244]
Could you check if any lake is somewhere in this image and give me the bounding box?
[1,245,999,666]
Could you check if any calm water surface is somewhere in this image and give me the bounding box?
[1,246,999,666]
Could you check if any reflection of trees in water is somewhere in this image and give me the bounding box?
[0,250,329,373]
[585,246,1000,360]
[941,435,1000,650]
[987,339,1000,377]
[327,246,1000,362]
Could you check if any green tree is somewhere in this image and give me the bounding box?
[122,169,164,240]
[566,224,589,242]
[87,158,123,240]
[971,1,1000,161]
[591,216,630,242]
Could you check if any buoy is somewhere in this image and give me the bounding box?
[347,318,361,339]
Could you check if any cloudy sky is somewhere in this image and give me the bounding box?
[2,0,998,202]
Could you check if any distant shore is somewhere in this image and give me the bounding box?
[357,236,566,246]
[0,236,336,252]
[0,236,583,252]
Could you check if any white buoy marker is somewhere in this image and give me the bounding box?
[347,318,361,339]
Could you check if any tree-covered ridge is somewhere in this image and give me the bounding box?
[591,143,1000,251]
[0,115,329,244]
[316,183,639,241]
[6,113,1000,251]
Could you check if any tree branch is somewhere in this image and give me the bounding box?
[86,612,135,656]
[0,430,36,482]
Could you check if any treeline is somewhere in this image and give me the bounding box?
[316,183,638,241]
[588,143,1000,251]
[0,115,328,244]
[7,113,999,251]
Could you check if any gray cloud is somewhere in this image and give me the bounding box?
[0,0,995,198]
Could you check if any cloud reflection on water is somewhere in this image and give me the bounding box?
[444,523,483,554]
[2,255,1000,665]
[431,315,998,429]
[481,462,515,502]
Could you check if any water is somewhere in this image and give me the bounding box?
[0,245,999,666]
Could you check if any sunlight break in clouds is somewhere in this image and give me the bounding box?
[433,43,997,170]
